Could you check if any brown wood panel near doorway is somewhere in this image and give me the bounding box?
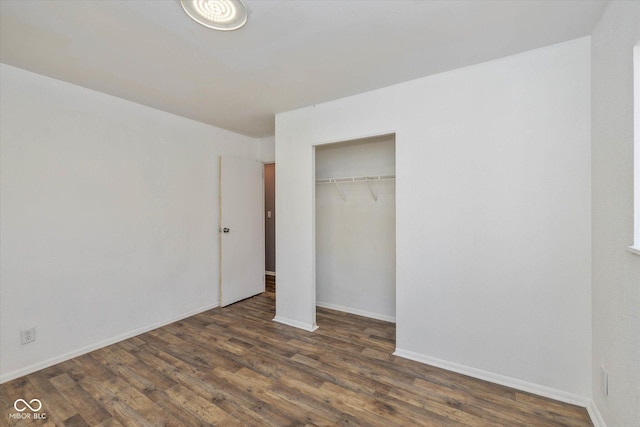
[1,289,592,426]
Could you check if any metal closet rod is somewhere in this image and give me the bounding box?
[315,174,395,202]
[315,174,395,184]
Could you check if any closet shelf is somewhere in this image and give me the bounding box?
[315,175,395,202]
[315,174,395,184]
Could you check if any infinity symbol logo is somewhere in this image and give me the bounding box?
[14,398,42,412]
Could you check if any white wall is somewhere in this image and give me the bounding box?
[276,38,591,400]
[591,1,640,426]
[635,45,640,251]
[0,64,257,382]
[315,136,395,322]
[258,136,275,163]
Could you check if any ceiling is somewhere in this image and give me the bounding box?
[0,0,607,138]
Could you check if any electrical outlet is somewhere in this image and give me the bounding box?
[21,327,35,345]
[600,365,608,396]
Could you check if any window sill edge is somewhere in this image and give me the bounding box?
[627,246,640,256]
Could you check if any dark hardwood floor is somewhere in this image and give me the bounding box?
[1,279,592,426]
[266,274,275,293]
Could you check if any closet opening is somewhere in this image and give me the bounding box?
[314,134,396,342]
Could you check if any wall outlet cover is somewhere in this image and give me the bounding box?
[21,327,35,345]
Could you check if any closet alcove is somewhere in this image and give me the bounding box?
[314,134,396,325]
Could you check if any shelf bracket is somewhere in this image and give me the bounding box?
[364,177,378,202]
[331,179,347,201]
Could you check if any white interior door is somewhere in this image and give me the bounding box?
[220,156,264,306]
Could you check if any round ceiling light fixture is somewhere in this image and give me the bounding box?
[180,0,248,31]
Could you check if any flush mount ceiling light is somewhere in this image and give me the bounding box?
[180,0,248,31]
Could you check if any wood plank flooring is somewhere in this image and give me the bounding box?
[1,283,592,426]
[266,275,275,293]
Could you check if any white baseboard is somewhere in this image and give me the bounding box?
[586,399,607,427]
[316,301,396,323]
[272,316,318,332]
[265,271,276,276]
[0,301,220,384]
[393,348,590,408]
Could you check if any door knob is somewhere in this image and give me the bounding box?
[223,227,230,233]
